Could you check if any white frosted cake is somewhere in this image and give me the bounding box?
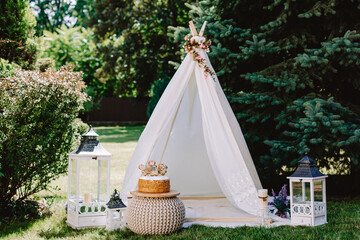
[138,175,170,193]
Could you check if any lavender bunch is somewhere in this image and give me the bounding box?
[268,184,290,217]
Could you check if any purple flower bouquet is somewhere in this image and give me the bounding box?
[268,184,290,218]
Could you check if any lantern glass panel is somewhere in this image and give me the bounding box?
[79,159,98,202]
[77,158,109,203]
[292,182,302,203]
[314,181,323,202]
[98,159,108,202]
[305,182,311,202]
[70,158,77,200]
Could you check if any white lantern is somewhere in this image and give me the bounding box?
[106,208,127,231]
[67,126,111,229]
[106,189,127,231]
[287,156,328,226]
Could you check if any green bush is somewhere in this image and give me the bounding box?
[0,0,37,69]
[0,198,46,224]
[0,66,88,217]
[40,26,100,74]
[0,58,20,77]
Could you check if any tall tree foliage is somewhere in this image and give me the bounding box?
[90,0,191,97]
[71,0,95,28]
[89,0,133,38]
[169,0,360,183]
[0,0,37,69]
[30,0,94,35]
[30,0,74,35]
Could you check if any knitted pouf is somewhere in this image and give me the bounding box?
[126,193,185,235]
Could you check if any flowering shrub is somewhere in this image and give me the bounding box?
[268,184,290,218]
[0,66,88,218]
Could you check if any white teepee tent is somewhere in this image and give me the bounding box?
[121,22,263,222]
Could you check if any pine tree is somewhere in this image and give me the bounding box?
[169,0,360,183]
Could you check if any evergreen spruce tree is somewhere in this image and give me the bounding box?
[169,0,360,184]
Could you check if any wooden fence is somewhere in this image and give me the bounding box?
[81,97,150,125]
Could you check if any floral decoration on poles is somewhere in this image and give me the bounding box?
[183,36,216,80]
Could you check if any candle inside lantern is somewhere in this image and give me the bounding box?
[84,193,92,203]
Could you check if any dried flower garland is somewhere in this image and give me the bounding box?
[183,36,216,80]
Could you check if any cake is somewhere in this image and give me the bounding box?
[138,175,170,193]
[138,161,170,193]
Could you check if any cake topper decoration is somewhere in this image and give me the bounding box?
[138,164,149,176]
[146,160,157,173]
[138,161,168,176]
[158,163,168,175]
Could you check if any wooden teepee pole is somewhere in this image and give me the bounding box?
[199,21,207,37]
[189,21,198,36]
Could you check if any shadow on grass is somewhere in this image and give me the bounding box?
[95,126,145,143]
[100,227,188,240]
[37,217,141,240]
[39,218,93,239]
[0,214,51,238]
[36,217,197,240]
[38,217,92,239]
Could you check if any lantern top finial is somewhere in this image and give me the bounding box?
[288,155,327,178]
[298,155,314,164]
[68,125,111,157]
[107,189,126,209]
[83,125,99,138]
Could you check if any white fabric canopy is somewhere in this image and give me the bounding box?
[121,36,263,217]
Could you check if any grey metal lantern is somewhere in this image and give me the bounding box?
[287,156,328,226]
[67,126,111,229]
[106,189,127,231]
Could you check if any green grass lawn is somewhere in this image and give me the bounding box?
[1,126,360,240]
